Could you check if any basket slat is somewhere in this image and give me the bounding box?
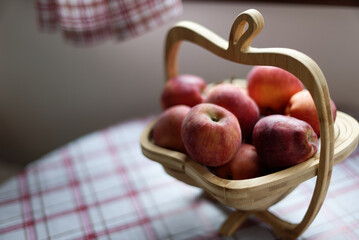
[141,110,359,211]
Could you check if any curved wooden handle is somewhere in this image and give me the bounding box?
[165,9,334,238]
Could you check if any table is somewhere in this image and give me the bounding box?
[0,116,358,240]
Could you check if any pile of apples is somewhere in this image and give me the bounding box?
[152,66,337,180]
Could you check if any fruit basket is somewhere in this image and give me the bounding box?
[140,9,359,240]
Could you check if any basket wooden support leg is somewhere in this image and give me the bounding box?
[219,209,317,240]
[218,210,295,238]
[254,210,298,240]
[218,210,250,236]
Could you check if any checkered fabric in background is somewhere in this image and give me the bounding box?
[0,116,359,240]
[35,0,183,46]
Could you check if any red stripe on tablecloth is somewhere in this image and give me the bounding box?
[59,11,110,30]
[176,182,222,240]
[62,148,96,238]
[35,1,57,11]
[0,160,153,207]
[76,143,111,238]
[272,158,359,217]
[269,161,359,238]
[35,0,183,45]
[0,117,159,236]
[0,172,177,235]
[327,180,359,197]
[71,217,151,240]
[315,203,356,239]
[74,193,218,239]
[148,0,160,23]
[114,0,137,36]
[3,153,358,237]
[103,130,157,240]
[147,0,171,26]
[18,171,37,240]
[340,160,359,180]
[56,0,111,34]
[135,1,161,33]
[309,220,359,240]
[24,136,142,174]
[110,0,180,38]
[0,147,153,207]
[33,162,51,238]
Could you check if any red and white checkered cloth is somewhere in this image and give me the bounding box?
[35,0,183,46]
[0,116,359,239]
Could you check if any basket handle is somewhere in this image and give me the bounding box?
[165,9,334,239]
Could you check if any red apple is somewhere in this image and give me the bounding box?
[161,74,206,110]
[253,115,318,170]
[181,103,242,167]
[213,143,263,180]
[205,83,260,140]
[152,105,191,153]
[285,89,337,137]
[247,66,304,115]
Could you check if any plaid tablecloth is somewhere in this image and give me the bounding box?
[35,0,182,46]
[0,116,358,240]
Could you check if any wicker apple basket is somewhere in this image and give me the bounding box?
[140,9,359,240]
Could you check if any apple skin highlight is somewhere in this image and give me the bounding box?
[247,66,303,115]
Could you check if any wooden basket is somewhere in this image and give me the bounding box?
[140,9,359,240]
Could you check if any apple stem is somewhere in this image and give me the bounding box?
[212,116,219,122]
[307,130,312,142]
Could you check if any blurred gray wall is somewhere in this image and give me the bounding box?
[0,1,358,164]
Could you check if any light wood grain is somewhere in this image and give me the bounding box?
[219,211,251,236]
[141,8,359,240]
[141,111,358,200]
